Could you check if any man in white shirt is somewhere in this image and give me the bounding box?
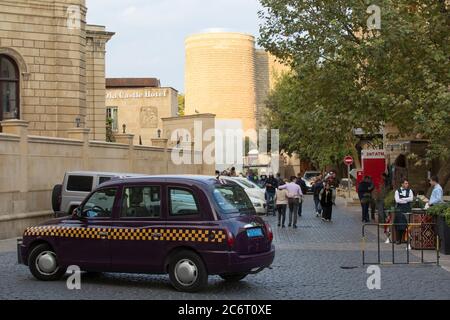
[279,176,303,229]
[394,179,414,244]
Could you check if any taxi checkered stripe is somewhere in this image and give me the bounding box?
[24,226,226,243]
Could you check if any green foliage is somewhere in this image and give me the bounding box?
[258,0,450,164]
[178,94,185,116]
[427,203,450,227]
[106,118,115,143]
[384,190,396,209]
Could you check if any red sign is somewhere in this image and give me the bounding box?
[344,156,354,166]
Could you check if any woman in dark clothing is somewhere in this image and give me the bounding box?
[320,182,336,222]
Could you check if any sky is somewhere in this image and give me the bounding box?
[86,0,264,93]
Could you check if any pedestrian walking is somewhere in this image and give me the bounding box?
[265,173,279,216]
[279,176,303,229]
[296,173,308,217]
[394,179,414,245]
[358,176,373,223]
[320,182,336,222]
[276,180,288,228]
[312,176,324,217]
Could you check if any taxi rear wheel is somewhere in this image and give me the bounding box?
[168,250,208,292]
[220,273,248,282]
[28,244,66,281]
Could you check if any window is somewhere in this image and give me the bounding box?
[121,186,161,218]
[82,188,117,218]
[106,107,118,132]
[213,184,255,215]
[67,175,94,192]
[0,55,19,122]
[169,188,199,216]
[99,176,112,185]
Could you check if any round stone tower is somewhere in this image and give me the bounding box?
[184,32,257,132]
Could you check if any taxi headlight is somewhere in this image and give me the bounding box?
[252,202,262,207]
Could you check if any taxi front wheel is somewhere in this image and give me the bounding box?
[168,250,208,292]
[28,244,66,281]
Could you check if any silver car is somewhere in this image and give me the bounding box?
[52,171,146,216]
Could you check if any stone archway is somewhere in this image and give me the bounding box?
[0,48,28,75]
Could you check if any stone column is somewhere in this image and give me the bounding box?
[1,120,29,194]
[67,128,91,170]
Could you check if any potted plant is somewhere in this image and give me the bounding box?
[427,203,450,255]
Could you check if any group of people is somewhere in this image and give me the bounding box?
[263,173,337,229]
[358,174,445,245]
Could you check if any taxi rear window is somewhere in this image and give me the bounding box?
[212,183,255,215]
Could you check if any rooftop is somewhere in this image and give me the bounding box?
[106,78,161,89]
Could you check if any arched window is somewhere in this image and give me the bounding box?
[0,55,20,121]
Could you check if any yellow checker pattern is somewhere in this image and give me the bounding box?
[24,226,226,243]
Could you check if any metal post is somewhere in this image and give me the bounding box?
[347,164,351,201]
[406,225,410,264]
[377,224,381,264]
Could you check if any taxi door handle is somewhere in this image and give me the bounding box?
[152,233,162,237]
[99,232,109,237]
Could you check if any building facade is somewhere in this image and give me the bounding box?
[0,0,113,140]
[105,78,178,146]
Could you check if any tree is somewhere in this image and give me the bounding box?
[178,94,185,116]
[259,0,450,177]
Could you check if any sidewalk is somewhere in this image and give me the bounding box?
[338,196,450,272]
[0,237,18,254]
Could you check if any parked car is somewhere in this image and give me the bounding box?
[51,171,146,217]
[18,175,275,292]
[220,177,267,215]
[302,171,321,193]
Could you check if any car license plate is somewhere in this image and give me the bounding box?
[247,228,263,238]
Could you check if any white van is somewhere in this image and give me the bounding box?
[52,171,147,216]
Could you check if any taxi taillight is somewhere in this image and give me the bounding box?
[226,229,235,248]
[264,222,273,243]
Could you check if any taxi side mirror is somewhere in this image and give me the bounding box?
[72,207,81,219]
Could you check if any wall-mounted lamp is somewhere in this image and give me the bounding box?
[75,117,81,128]
[157,129,161,138]
[122,124,126,134]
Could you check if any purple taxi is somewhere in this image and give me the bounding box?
[17,176,275,292]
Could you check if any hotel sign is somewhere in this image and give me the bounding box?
[106,90,168,100]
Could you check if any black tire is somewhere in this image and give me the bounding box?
[168,250,208,292]
[28,244,66,281]
[51,184,62,213]
[220,273,248,282]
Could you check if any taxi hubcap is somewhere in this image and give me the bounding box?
[174,259,198,286]
[36,251,59,275]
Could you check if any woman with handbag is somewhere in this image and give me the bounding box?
[320,182,336,222]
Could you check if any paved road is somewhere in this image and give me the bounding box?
[1,196,450,300]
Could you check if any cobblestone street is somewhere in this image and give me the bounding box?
[1,196,450,300]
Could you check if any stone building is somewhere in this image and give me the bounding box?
[105,78,178,146]
[184,32,288,133]
[0,0,113,140]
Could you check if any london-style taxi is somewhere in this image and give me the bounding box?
[17,176,275,292]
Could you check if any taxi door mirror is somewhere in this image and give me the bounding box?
[72,207,81,219]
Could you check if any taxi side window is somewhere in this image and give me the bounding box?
[121,186,161,218]
[169,188,199,216]
[82,188,117,218]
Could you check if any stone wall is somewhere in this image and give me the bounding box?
[0,120,210,239]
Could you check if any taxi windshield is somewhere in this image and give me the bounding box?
[212,183,255,215]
